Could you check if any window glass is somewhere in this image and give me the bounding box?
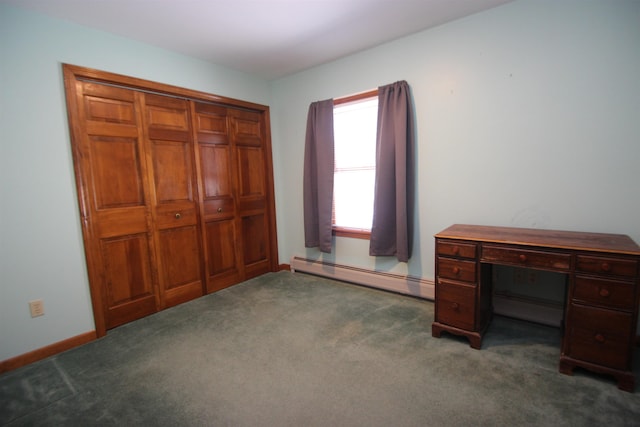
[333,96,378,232]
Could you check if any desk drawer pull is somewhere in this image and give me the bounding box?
[175,213,181,219]
[452,267,460,275]
[600,262,611,272]
[451,302,460,311]
[518,254,527,262]
[599,288,610,298]
[594,333,606,343]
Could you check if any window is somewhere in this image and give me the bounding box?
[332,90,378,239]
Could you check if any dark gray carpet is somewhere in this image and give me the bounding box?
[1,271,639,426]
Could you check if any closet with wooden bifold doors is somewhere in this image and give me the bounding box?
[63,64,279,337]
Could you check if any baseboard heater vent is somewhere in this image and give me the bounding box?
[290,257,564,327]
[290,256,434,300]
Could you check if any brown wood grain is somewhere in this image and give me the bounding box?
[433,224,640,391]
[63,64,279,335]
[436,224,640,255]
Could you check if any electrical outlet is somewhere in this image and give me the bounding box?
[29,299,44,318]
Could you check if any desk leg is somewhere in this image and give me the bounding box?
[432,322,483,349]
[560,356,635,393]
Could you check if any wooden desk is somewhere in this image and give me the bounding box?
[432,224,640,392]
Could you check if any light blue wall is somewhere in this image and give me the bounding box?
[2,0,640,362]
[0,4,270,361]
[271,0,640,284]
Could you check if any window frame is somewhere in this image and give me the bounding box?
[331,88,379,240]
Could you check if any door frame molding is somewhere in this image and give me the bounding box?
[63,64,279,337]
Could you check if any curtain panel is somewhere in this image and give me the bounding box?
[303,99,335,253]
[369,81,415,262]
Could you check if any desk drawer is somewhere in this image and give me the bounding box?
[576,255,637,278]
[572,275,636,311]
[481,245,571,272]
[436,280,476,331]
[438,257,477,282]
[437,240,477,259]
[566,304,633,370]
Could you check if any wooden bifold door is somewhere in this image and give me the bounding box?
[63,65,278,336]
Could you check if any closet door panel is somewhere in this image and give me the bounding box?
[230,109,272,278]
[102,235,152,304]
[195,104,228,144]
[232,112,262,146]
[91,136,145,208]
[142,94,204,308]
[204,219,240,291]
[194,102,241,291]
[146,103,189,130]
[158,227,202,287]
[101,234,156,329]
[157,226,203,304]
[241,213,270,279]
[151,140,192,203]
[236,146,266,200]
[74,81,158,331]
[82,82,137,124]
[95,207,148,238]
[201,145,232,199]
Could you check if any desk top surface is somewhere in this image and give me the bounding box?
[435,224,640,256]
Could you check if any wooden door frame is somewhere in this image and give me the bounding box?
[63,64,279,337]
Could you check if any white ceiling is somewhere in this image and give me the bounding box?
[3,0,513,80]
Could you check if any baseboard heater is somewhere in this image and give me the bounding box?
[290,256,563,327]
[290,256,434,300]
[493,292,564,327]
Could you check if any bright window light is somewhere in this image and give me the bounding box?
[333,97,378,231]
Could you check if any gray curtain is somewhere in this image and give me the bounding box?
[303,99,335,253]
[369,81,414,262]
